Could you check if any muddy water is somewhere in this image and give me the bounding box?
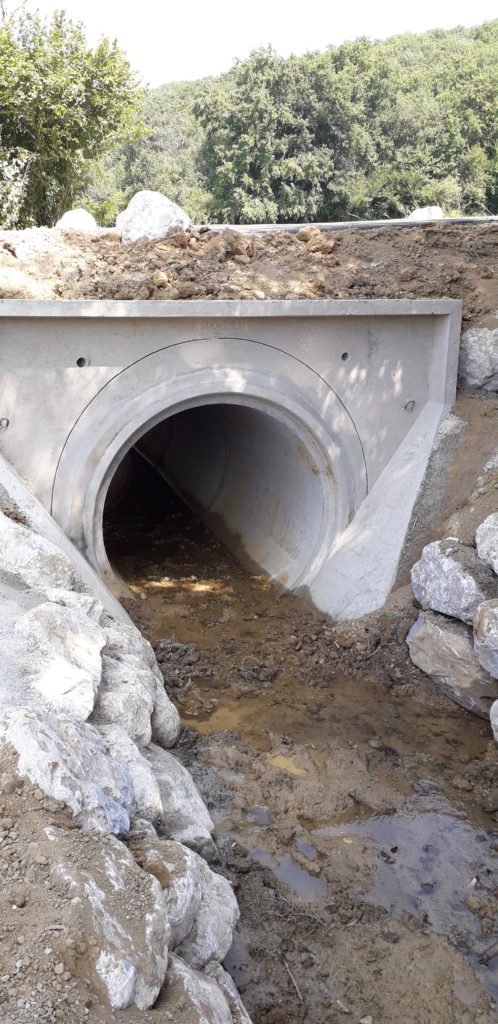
[105,455,498,1023]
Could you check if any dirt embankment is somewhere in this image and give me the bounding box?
[0,222,497,330]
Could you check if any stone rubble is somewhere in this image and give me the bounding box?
[0,513,78,595]
[97,723,164,824]
[49,826,169,1009]
[476,512,498,574]
[2,602,107,719]
[165,953,235,1024]
[490,700,498,744]
[0,707,135,833]
[116,190,192,244]
[473,599,498,679]
[406,610,497,717]
[0,495,249,1020]
[145,743,216,857]
[405,205,444,220]
[411,537,496,624]
[458,326,498,390]
[408,513,498,741]
[131,835,239,967]
[55,209,98,233]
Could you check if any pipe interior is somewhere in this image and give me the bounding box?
[105,402,329,588]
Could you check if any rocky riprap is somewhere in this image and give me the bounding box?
[407,479,498,728]
[0,504,252,1023]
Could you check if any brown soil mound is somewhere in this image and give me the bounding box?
[1,222,497,330]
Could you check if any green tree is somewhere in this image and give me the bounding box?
[194,24,498,223]
[0,8,143,226]
[83,18,498,225]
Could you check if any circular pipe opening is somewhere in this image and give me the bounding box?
[102,400,338,594]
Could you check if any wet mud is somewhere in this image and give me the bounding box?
[105,453,498,1024]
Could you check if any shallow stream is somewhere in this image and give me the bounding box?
[105,454,498,1023]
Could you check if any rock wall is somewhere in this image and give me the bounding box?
[0,470,251,1021]
[407,497,498,732]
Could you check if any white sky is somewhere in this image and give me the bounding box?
[18,0,498,87]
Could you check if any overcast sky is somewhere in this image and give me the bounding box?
[19,0,498,86]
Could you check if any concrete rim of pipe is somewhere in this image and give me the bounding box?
[52,366,365,600]
[90,389,354,599]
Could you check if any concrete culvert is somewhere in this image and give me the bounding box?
[0,299,462,620]
[103,401,339,595]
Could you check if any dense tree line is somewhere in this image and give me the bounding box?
[1,10,496,227]
[88,20,498,224]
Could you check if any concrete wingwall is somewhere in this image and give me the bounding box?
[0,298,462,619]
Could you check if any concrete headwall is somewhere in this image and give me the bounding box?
[0,298,461,619]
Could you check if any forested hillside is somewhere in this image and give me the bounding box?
[87,20,498,225]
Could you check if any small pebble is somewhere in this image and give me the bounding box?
[0,774,16,794]
[452,777,473,792]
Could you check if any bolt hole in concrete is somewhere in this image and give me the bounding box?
[341,351,349,361]
[102,428,498,1020]
[76,356,87,367]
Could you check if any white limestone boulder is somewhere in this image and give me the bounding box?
[42,587,106,622]
[97,724,163,824]
[473,600,498,679]
[203,962,253,1024]
[151,673,181,748]
[134,836,238,965]
[163,954,234,1024]
[0,579,39,627]
[175,852,239,969]
[476,514,498,575]
[405,206,443,220]
[95,621,180,747]
[458,328,498,390]
[94,653,156,746]
[4,602,106,719]
[49,827,168,1009]
[407,610,497,717]
[105,619,158,668]
[136,836,202,946]
[411,538,497,624]
[490,700,498,743]
[0,511,78,594]
[0,706,135,832]
[145,743,215,856]
[55,208,98,232]
[116,190,191,244]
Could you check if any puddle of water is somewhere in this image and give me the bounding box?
[295,839,317,860]
[310,799,498,997]
[249,848,326,901]
[247,804,271,825]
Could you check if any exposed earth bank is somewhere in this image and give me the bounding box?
[0,221,497,331]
